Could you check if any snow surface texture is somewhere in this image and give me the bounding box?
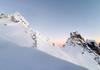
[0,12,99,70]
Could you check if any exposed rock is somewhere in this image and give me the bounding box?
[94,57,100,65]
[0,24,7,26]
[70,31,85,46]
[0,12,29,28]
[64,31,100,65]
[63,45,65,47]
[52,43,55,46]
[30,30,37,48]
[86,40,100,55]
[68,31,100,55]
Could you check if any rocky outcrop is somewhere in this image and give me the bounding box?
[64,31,100,65]
[0,12,29,28]
[30,30,37,48]
[86,40,100,55]
[66,31,100,55]
[70,31,86,46]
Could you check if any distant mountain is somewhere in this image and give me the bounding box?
[0,12,99,70]
[61,31,100,70]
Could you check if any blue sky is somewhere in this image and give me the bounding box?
[0,0,100,46]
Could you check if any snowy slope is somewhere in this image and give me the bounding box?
[36,31,75,63]
[0,12,99,70]
[0,12,74,63]
[0,37,87,70]
[61,32,100,70]
[0,12,88,70]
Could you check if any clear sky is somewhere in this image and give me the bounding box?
[0,0,100,46]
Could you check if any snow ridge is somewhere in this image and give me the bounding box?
[0,12,29,27]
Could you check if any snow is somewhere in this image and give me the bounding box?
[36,33,75,63]
[0,22,33,47]
[0,12,100,70]
[0,18,75,64]
[0,12,29,27]
[0,37,87,70]
[61,37,100,70]
[86,39,99,47]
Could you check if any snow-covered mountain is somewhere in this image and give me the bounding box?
[61,31,100,70]
[0,12,73,62]
[0,12,99,70]
[0,36,88,70]
[0,12,88,70]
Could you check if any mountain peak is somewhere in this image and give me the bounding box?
[13,12,20,15]
[62,31,100,69]
[69,31,85,46]
[70,31,85,41]
[0,12,29,27]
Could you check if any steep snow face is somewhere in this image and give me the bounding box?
[0,12,29,27]
[61,31,100,70]
[0,37,88,70]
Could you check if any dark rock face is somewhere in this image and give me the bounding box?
[99,43,100,47]
[65,31,100,65]
[70,31,85,46]
[86,40,100,55]
[69,31,100,55]
[70,31,84,40]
